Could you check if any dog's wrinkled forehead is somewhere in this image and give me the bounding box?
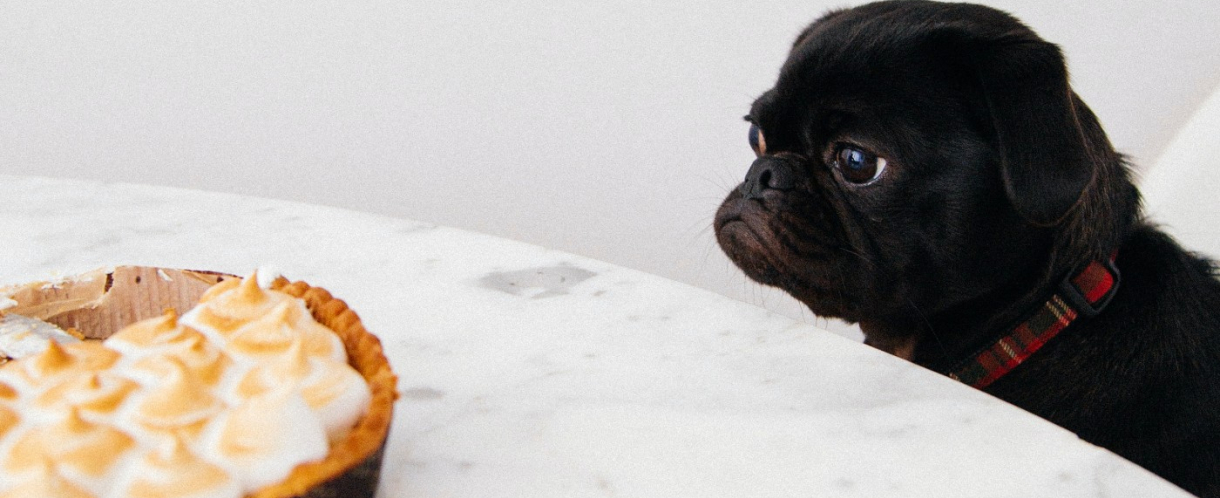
[750,1,1041,154]
[790,1,1032,63]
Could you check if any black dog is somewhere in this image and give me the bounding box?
[714,1,1220,494]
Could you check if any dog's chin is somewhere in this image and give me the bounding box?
[714,195,861,320]
[714,197,783,284]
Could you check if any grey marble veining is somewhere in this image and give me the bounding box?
[0,175,1189,497]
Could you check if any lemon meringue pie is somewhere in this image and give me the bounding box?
[0,268,396,498]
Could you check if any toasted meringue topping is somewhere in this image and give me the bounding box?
[0,382,16,401]
[0,459,96,498]
[225,300,346,365]
[302,361,371,443]
[34,372,138,416]
[234,340,312,399]
[235,342,370,443]
[60,435,136,478]
[29,340,74,376]
[6,409,135,476]
[298,359,362,410]
[132,358,224,429]
[68,342,120,370]
[206,388,328,491]
[195,277,241,304]
[7,342,118,389]
[254,266,283,289]
[183,273,292,336]
[130,333,232,388]
[0,404,18,439]
[123,437,240,498]
[104,311,193,357]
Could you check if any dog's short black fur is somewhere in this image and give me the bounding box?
[714,1,1220,494]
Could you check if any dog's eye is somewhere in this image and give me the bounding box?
[748,123,766,156]
[834,146,887,185]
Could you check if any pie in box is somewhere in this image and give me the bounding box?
[0,267,396,498]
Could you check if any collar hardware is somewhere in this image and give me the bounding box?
[947,256,1120,389]
[1058,257,1121,318]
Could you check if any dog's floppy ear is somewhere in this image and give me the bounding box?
[936,21,1097,226]
[979,38,1095,225]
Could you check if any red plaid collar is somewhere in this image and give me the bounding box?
[947,255,1121,389]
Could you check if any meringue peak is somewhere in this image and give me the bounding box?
[105,311,190,352]
[209,387,328,490]
[134,357,224,429]
[226,300,345,364]
[0,381,16,400]
[124,436,239,498]
[0,458,96,498]
[6,407,135,477]
[0,404,18,439]
[185,273,292,335]
[14,341,119,387]
[35,371,139,415]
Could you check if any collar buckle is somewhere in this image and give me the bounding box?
[1058,257,1121,318]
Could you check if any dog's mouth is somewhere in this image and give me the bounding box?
[714,194,785,282]
[713,197,760,243]
[714,189,866,318]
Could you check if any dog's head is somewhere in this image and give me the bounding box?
[714,1,1137,350]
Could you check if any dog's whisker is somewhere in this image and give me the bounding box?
[902,295,947,359]
[836,245,879,271]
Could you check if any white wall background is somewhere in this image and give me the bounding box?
[3,1,1219,334]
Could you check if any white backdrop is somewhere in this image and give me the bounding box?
[3,1,1219,335]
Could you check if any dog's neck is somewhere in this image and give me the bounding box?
[919,280,1054,370]
[861,260,1032,357]
[858,257,1058,366]
[888,251,1121,384]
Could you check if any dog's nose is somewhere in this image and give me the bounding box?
[740,156,796,200]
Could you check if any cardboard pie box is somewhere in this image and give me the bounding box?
[0,266,395,498]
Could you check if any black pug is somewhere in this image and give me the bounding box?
[714,0,1220,494]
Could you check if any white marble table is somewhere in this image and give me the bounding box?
[0,175,1189,497]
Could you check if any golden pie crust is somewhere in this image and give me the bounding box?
[251,278,397,498]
